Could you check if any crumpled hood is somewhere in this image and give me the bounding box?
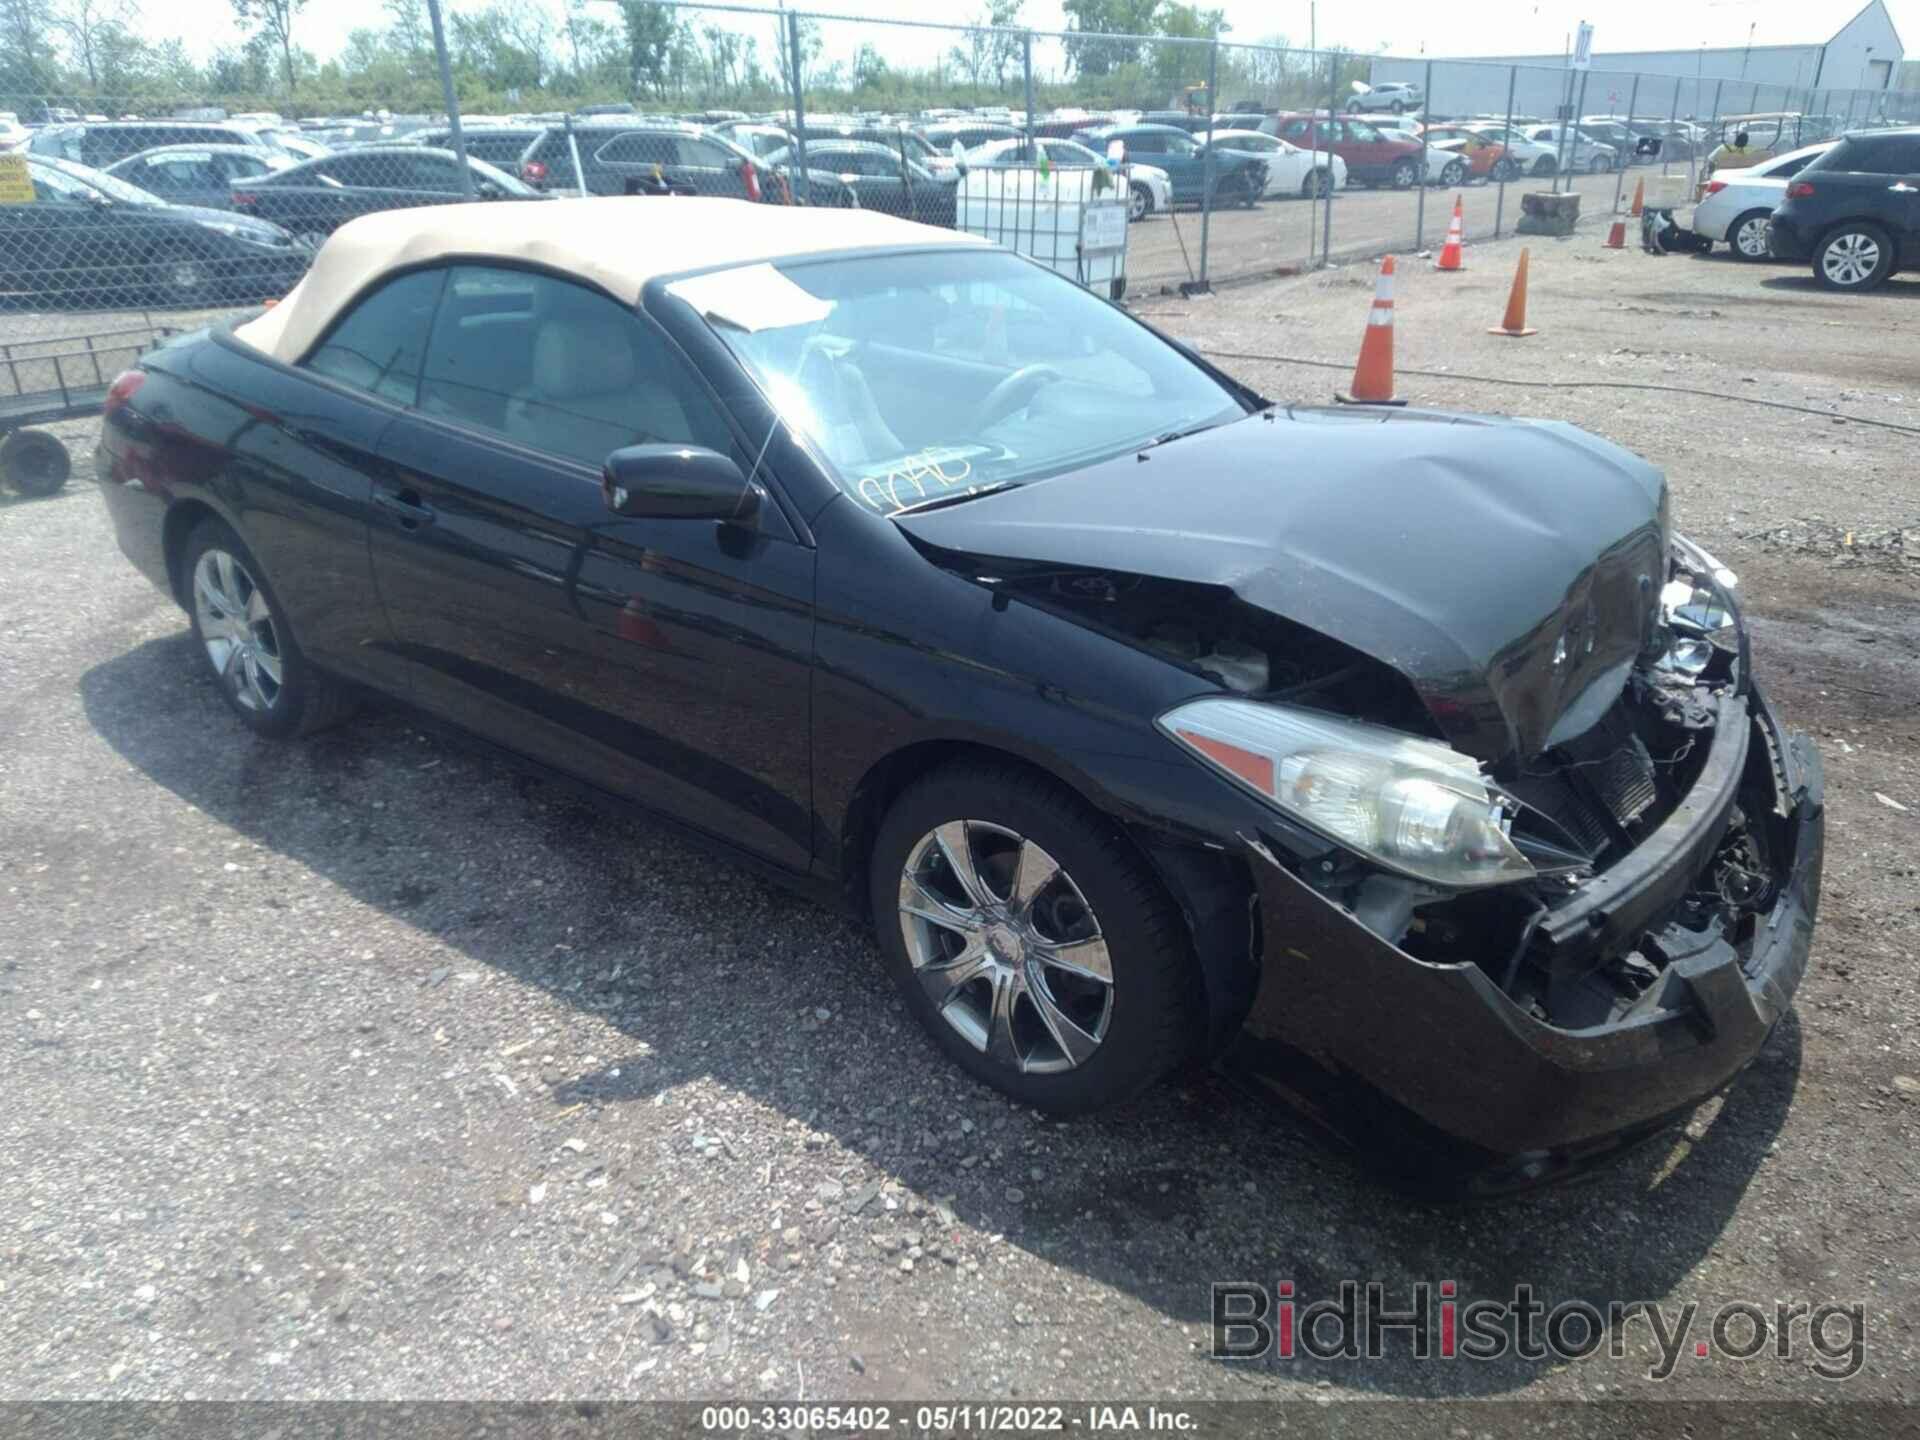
[896,407,1669,764]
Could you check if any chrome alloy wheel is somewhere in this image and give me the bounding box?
[897,821,1113,1075]
[1733,214,1771,258]
[1822,231,1881,287]
[192,549,283,712]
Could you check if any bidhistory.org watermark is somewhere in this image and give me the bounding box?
[1212,1281,1865,1380]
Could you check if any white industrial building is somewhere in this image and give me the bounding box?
[1369,0,1906,120]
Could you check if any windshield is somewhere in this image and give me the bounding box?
[684,249,1247,514]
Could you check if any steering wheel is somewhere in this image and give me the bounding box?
[972,364,1064,430]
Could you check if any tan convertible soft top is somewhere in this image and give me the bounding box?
[234,196,982,365]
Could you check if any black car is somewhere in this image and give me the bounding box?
[28,120,292,169]
[764,141,958,224]
[94,199,1823,1194]
[1,155,309,308]
[919,122,1024,154]
[516,120,780,200]
[399,125,549,171]
[1768,128,1920,290]
[230,147,545,248]
[104,143,297,212]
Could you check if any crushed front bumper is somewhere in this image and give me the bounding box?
[1227,683,1823,1195]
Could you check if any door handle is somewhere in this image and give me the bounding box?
[373,486,435,529]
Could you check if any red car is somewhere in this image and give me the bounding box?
[1264,112,1425,189]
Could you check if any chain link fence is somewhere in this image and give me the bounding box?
[3,0,1917,343]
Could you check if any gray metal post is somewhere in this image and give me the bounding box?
[425,0,474,197]
[1196,38,1218,292]
[1321,49,1336,263]
[1494,64,1517,238]
[1553,67,1575,183]
[1662,76,1680,178]
[1610,72,1639,213]
[786,10,810,203]
[1022,32,1035,152]
[1414,58,1432,249]
[1562,69,1589,193]
[1708,78,1724,161]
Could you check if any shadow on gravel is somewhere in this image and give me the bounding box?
[1759,274,1920,299]
[80,633,1795,1397]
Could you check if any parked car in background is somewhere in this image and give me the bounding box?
[515,120,776,199]
[1,155,308,307]
[1202,129,1346,198]
[1703,114,1815,173]
[231,147,545,249]
[1570,119,1657,164]
[0,112,28,150]
[963,136,1174,220]
[722,123,795,161]
[95,198,1823,1194]
[919,122,1023,154]
[1683,141,1835,258]
[1266,114,1425,189]
[1070,123,1268,207]
[1419,125,1524,183]
[27,120,294,169]
[401,124,548,171]
[799,123,959,179]
[1525,124,1620,172]
[1768,128,1920,290]
[1347,80,1422,114]
[1461,123,1563,176]
[105,144,296,211]
[763,141,957,225]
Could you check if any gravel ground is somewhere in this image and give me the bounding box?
[2,230,1918,1412]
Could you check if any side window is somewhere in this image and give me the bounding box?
[1126,132,1165,154]
[302,268,445,406]
[417,265,733,469]
[676,138,733,168]
[1281,121,1309,142]
[598,132,676,165]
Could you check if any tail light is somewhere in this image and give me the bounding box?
[1786,180,1815,199]
[104,368,145,415]
[521,160,547,184]
[231,191,257,208]
[1704,180,1727,196]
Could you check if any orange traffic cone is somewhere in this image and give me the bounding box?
[1603,219,1628,248]
[1488,248,1537,338]
[1338,256,1406,405]
[1434,196,1466,270]
[1628,177,1645,216]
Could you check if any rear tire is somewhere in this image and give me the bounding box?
[0,429,71,497]
[1300,168,1330,199]
[181,517,356,739]
[869,762,1201,1115]
[1727,209,1773,260]
[1813,222,1893,291]
[1128,181,1152,221]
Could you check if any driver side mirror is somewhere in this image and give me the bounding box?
[603,444,760,524]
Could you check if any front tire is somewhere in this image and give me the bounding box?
[1813,223,1893,290]
[1390,158,1418,189]
[869,763,1200,1114]
[1728,209,1773,260]
[1300,168,1330,199]
[1532,155,1557,177]
[182,518,355,738]
[1440,159,1468,187]
[1128,181,1152,221]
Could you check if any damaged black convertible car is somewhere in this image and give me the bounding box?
[96,200,1823,1193]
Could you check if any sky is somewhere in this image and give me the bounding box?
[154,0,1917,77]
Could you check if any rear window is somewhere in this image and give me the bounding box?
[1812,134,1920,175]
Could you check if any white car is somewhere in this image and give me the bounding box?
[1204,129,1347,198]
[1348,81,1422,114]
[1454,123,1563,177]
[0,111,27,150]
[964,136,1173,222]
[1525,125,1621,173]
[1684,141,1835,259]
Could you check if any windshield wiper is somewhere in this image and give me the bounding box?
[1140,417,1232,452]
[887,481,1017,517]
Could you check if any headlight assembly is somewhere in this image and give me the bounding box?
[1158,697,1536,889]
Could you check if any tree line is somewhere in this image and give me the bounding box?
[1,0,1371,121]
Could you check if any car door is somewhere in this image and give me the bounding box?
[366,263,816,869]
[0,165,99,299]
[590,130,680,194]
[673,135,751,197]
[248,154,379,238]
